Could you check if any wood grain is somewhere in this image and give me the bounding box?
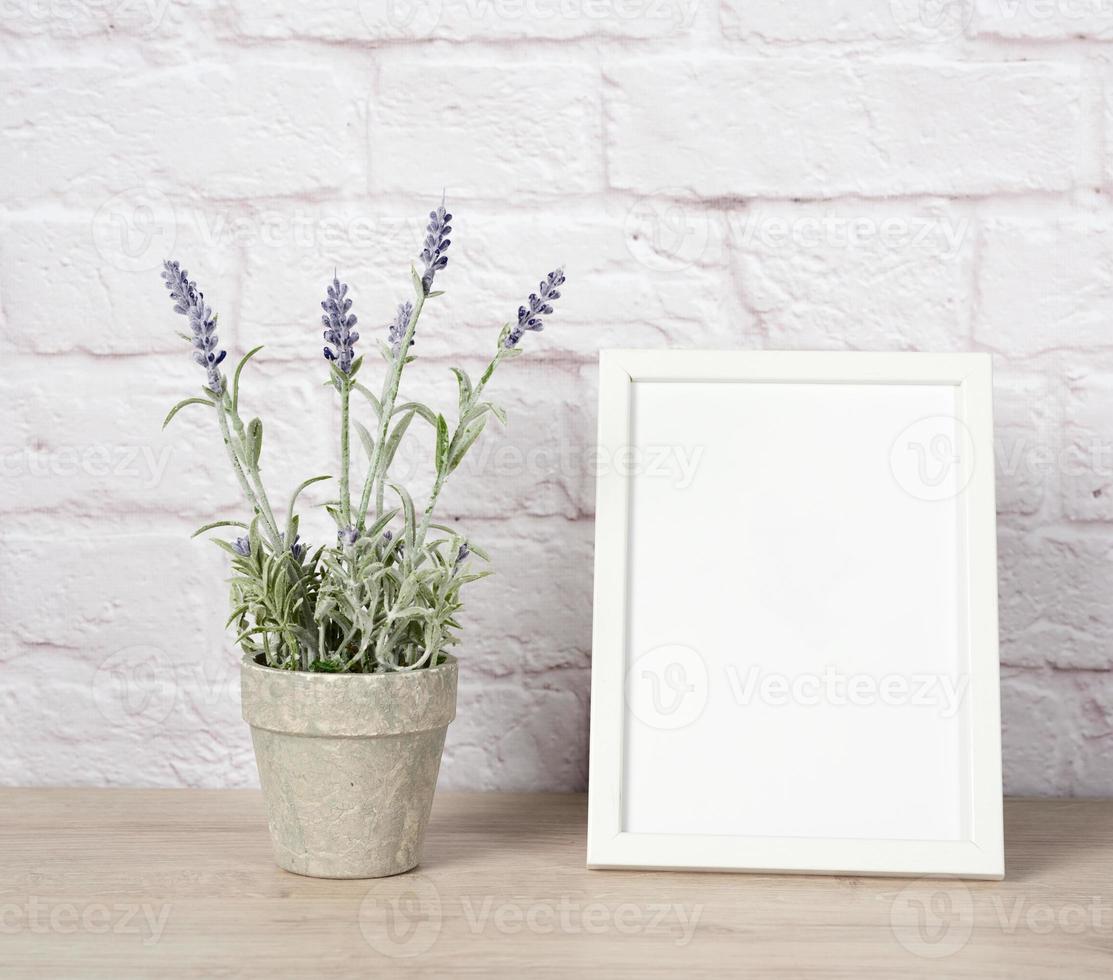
[0,791,1109,978]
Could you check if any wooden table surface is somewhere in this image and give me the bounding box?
[0,791,1110,978]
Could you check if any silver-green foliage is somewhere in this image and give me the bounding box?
[161,202,563,672]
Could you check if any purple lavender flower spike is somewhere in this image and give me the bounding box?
[161,260,227,394]
[232,536,251,557]
[455,542,469,566]
[321,273,359,374]
[505,268,565,349]
[338,526,359,548]
[289,534,306,562]
[419,201,452,294]
[388,301,415,359]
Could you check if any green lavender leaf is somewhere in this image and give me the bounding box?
[393,401,438,427]
[435,413,450,476]
[353,420,375,460]
[232,346,264,415]
[381,408,416,473]
[352,383,381,417]
[389,482,416,553]
[449,418,487,472]
[191,519,249,538]
[287,475,331,531]
[162,397,213,429]
[247,418,263,466]
[451,368,472,412]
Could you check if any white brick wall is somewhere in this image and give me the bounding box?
[1,0,1111,796]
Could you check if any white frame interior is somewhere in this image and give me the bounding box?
[587,350,1004,879]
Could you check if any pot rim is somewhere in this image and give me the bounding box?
[240,650,458,680]
[240,652,459,737]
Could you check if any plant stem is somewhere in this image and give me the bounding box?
[414,348,504,550]
[413,472,445,553]
[356,290,427,528]
[216,402,281,549]
[339,376,351,527]
[228,408,282,543]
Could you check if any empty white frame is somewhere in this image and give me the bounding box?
[587,351,1003,879]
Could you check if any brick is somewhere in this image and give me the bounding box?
[0,215,238,355]
[722,0,928,41]
[976,217,1113,355]
[0,647,255,788]
[995,373,1057,518]
[444,670,590,791]
[1002,667,1113,796]
[0,354,331,521]
[972,0,1113,39]
[723,0,1009,42]
[727,202,973,350]
[435,516,594,677]
[1,64,362,203]
[229,0,699,40]
[1064,372,1113,520]
[998,528,1113,670]
[0,355,233,519]
[0,532,224,651]
[371,64,604,197]
[606,60,1081,197]
[0,0,198,38]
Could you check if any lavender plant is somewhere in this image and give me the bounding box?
[160,202,564,673]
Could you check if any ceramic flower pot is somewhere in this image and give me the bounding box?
[240,652,458,879]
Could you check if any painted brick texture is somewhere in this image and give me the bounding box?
[0,0,1110,796]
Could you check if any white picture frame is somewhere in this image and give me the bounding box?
[587,350,1003,879]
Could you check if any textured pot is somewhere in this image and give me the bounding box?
[240,652,457,879]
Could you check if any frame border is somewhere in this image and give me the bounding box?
[586,350,1004,879]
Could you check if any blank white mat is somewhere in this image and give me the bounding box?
[621,380,971,843]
